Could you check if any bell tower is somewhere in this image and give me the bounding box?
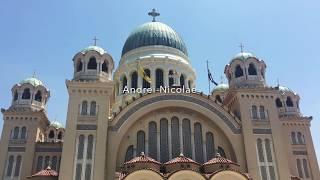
[59,43,114,180]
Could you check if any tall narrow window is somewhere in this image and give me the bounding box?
[248,63,257,75]
[286,97,294,107]
[14,90,18,101]
[194,123,204,163]
[87,135,94,160]
[58,132,63,140]
[81,101,88,115]
[77,135,85,160]
[215,95,222,103]
[21,127,27,139]
[297,132,303,144]
[124,145,134,162]
[155,69,163,89]
[291,132,297,144]
[90,101,96,116]
[77,61,83,72]
[259,106,266,119]
[265,139,273,162]
[182,119,192,158]
[275,98,283,108]
[142,69,151,88]
[160,118,169,162]
[131,71,138,90]
[13,127,19,139]
[218,146,226,158]
[6,155,14,177]
[35,90,42,102]
[303,159,310,178]
[257,138,278,180]
[252,105,258,119]
[49,130,55,139]
[235,65,244,78]
[257,139,264,162]
[297,159,303,178]
[87,57,97,70]
[171,117,180,158]
[137,131,145,155]
[188,80,192,88]
[75,163,82,180]
[22,88,31,99]
[85,164,92,180]
[36,156,43,172]
[44,156,50,168]
[206,132,215,160]
[52,156,57,170]
[168,70,174,87]
[14,155,22,177]
[122,76,127,93]
[148,121,157,160]
[180,74,185,87]
[102,61,108,73]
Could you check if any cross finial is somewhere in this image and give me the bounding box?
[93,36,99,46]
[32,70,37,78]
[239,43,244,53]
[148,8,160,22]
[220,75,224,84]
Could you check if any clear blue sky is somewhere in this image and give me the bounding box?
[0,0,319,163]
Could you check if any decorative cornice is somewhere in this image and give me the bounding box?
[35,147,62,152]
[293,151,308,155]
[77,124,97,130]
[8,146,25,152]
[252,128,272,134]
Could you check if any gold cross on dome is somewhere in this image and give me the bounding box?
[93,36,99,46]
[148,8,160,22]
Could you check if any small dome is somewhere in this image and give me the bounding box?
[20,77,44,87]
[121,22,188,57]
[212,83,229,92]
[232,52,256,61]
[49,121,64,129]
[81,45,106,55]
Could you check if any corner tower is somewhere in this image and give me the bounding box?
[59,44,114,180]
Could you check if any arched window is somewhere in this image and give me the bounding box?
[44,156,50,168]
[36,156,43,172]
[77,135,85,160]
[90,101,96,116]
[124,145,134,162]
[131,71,138,90]
[51,156,57,170]
[171,117,180,158]
[14,155,22,176]
[155,69,164,89]
[57,131,63,140]
[81,101,88,115]
[122,76,127,93]
[297,159,303,178]
[297,132,303,144]
[14,91,18,101]
[22,88,31,99]
[85,164,92,180]
[206,132,215,160]
[102,61,108,73]
[194,123,204,163]
[142,69,151,88]
[235,65,244,78]
[168,70,174,87]
[218,146,226,158]
[259,106,266,119]
[148,121,157,160]
[275,98,283,108]
[215,95,222,103]
[77,61,83,72]
[21,127,26,139]
[87,57,97,70]
[248,63,257,75]
[257,138,264,162]
[75,164,82,180]
[6,155,14,176]
[252,105,258,119]
[137,131,145,155]
[87,135,94,160]
[160,118,169,163]
[49,130,55,139]
[291,132,297,144]
[182,119,192,158]
[178,74,184,87]
[35,90,42,102]
[13,127,19,139]
[286,96,294,107]
[265,139,273,162]
[303,159,310,178]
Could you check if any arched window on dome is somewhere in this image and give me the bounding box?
[155,69,164,89]
[13,127,19,139]
[142,69,151,88]
[20,127,26,139]
[49,130,55,139]
[90,101,96,116]
[76,60,83,72]
[122,76,127,94]
[168,70,174,87]
[180,74,185,87]
[252,105,258,119]
[125,145,134,162]
[171,117,180,158]
[160,118,169,163]
[87,57,97,70]
[137,130,145,155]
[286,96,294,107]
[206,132,215,161]
[131,71,138,90]
[194,123,204,163]
[215,95,222,103]
[57,131,63,140]
[248,63,257,75]
[217,146,226,158]
[14,90,18,101]
[81,101,88,115]
[35,90,42,102]
[102,61,108,73]
[275,98,283,108]
[235,65,244,78]
[22,88,31,99]
[148,121,157,160]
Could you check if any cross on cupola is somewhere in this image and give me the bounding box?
[239,43,244,53]
[93,36,99,46]
[148,8,160,22]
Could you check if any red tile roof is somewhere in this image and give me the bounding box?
[203,153,239,166]
[31,166,58,177]
[164,153,200,165]
[124,152,161,165]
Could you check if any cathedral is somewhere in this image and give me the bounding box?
[0,9,319,180]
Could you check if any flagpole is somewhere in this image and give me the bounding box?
[207,60,210,94]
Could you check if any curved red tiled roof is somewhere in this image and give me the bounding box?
[209,168,251,180]
[204,153,239,166]
[124,152,161,165]
[31,166,58,177]
[164,153,200,165]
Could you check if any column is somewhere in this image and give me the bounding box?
[168,120,172,159]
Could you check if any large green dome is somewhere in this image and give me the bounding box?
[121,22,188,57]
